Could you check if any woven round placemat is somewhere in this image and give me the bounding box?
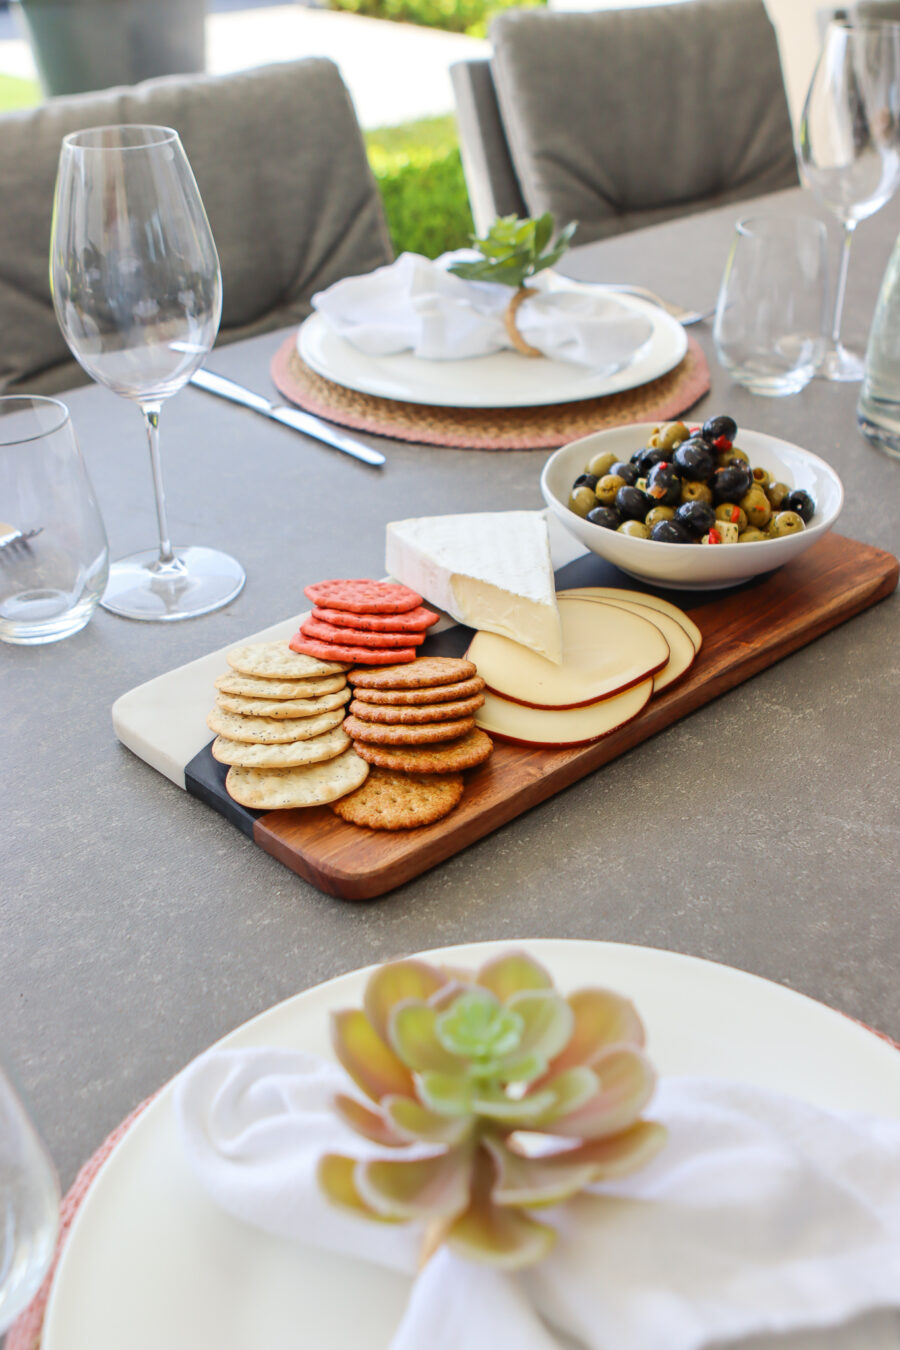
[270,334,711,451]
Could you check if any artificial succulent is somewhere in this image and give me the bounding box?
[318,951,665,1269]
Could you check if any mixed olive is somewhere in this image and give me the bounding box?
[566,415,816,544]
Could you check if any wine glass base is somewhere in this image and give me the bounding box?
[815,342,865,383]
[101,546,245,621]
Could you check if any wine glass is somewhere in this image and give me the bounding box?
[49,125,245,620]
[796,18,900,382]
[0,1061,59,1333]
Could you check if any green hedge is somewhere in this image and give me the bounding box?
[366,116,474,258]
[331,0,544,38]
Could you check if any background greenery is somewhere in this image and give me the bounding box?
[329,0,543,38]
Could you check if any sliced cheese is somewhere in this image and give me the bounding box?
[476,680,653,747]
[385,512,562,664]
[466,595,668,710]
[560,587,702,654]
[577,597,696,694]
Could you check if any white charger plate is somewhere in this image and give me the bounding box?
[42,939,900,1350]
[297,283,687,408]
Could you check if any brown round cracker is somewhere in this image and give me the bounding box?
[313,605,439,633]
[207,706,346,744]
[215,687,351,719]
[352,676,486,706]
[290,634,418,665]
[211,726,350,768]
[344,714,475,745]
[331,766,463,830]
[301,616,425,649]
[349,657,477,690]
[227,642,348,679]
[225,748,369,809]
[349,693,484,725]
[351,728,494,774]
[214,672,347,700]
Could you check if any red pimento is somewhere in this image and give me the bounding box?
[708,528,722,545]
[730,506,740,524]
[713,435,733,451]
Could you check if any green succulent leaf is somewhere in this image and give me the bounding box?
[363,959,449,1043]
[504,990,574,1066]
[550,1047,656,1139]
[475,951,554,1003]
[446,1150,558,1270]
[447,214,577,291]
[435,990,523,1062]
[389,1000,468,1075]
[331,1009,416,1104]
[471,1084,558,1123]
[383,1095,475,1147]
[356,1146,473,1221]
[333,1093,407,1148]
[317,1154,404,1223]
[522,1065,599,1126]
[418,1071,476,1117]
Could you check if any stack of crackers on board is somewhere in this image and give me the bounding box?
[289,579,495,830]
[207,642,369,810]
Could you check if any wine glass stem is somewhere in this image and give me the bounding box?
[831,221,856,347]
[140,402,176,567]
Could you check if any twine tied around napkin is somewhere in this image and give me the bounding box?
[309,252,654,371]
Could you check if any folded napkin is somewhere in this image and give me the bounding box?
[175,1048,900,1350]
[309,252,654,370]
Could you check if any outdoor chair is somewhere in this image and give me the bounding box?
[0,59,392,394]
[451,0,798,244]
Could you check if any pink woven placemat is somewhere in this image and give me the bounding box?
[10,1017,899,1348]
[270,335,711,451]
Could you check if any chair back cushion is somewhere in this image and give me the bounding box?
[490,0,798,246]
[0,59,392,392]
[451,59,527,233]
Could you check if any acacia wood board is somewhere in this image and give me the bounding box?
[183,533,898,900]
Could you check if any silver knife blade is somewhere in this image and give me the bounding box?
[189,368,385,468]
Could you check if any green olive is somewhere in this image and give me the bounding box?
[740,484,772,528]
[617,519,650,538]
[647,431,662,449]
[738,526,767,543]
[681,480,713,505]
[769,510,805,537]
[715,502,748,531]
[594,473,626,506]
[717,445,750,470]
[568,486,597,518]
[765,481,790,510]
[751,466,771,488]
[656,420,689,450]
[587,450,618,477]
[645,505,675,527]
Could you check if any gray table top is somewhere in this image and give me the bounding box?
[3,187,899,1189]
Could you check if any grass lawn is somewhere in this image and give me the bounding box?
[0,72,40,111]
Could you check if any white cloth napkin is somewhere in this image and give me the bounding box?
[175,1048,900,1350]
[309,251,654,370]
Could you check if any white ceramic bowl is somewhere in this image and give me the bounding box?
[541,423,844,590]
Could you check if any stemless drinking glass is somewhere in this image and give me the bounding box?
[0,1062,59,1334]
[50,125,245,621]
[797,18,900,382]
[0,396,108,645]
[713,215,828,397]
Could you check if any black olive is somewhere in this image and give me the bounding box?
[631,445,668,475]
[586,505,621,530]
[645,461,682,506]
[650,519,693,543]
[615,485,651,521]
[784,489,815,523]
[610,460,638,486]
[673,437,716,482]
[675,501,716,537]
[702,414,738,444]
[572,472,599,491]
[712,463,752,504]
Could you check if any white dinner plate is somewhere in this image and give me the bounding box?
[42,939,900,1350]
[297,282,687,408]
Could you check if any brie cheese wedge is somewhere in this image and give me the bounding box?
[385,511,562,664]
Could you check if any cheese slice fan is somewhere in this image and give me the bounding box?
[467,595,668,710]
[575,597,696,693]
[475,680,653,747]
[560,586,702,654]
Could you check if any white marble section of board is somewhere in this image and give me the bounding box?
[111,512,588,790]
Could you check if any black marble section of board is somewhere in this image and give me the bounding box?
[185,742,262,838]
[553,551,759,610]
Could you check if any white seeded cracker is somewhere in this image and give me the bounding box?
[215,688,351,719]
[207,706,346,744]
[227,642,349,679]
[225,748,369,809]
[214,673,347,700]
[211,727,350,768]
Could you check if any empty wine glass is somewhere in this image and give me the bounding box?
[0,1062,59,1333]
[50,125,245,620]
[796,18,900,382]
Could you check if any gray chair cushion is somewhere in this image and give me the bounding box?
[489,0,798,247]
[451,59,527,233]
[0,59,392,393]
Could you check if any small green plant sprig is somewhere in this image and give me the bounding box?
[318,950,665,1270]
[447,214,577,355]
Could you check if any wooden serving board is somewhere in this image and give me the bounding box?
[183,533,897,900]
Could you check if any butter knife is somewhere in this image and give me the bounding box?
[189,368,386,468]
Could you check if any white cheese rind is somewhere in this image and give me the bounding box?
[385,512,562,663]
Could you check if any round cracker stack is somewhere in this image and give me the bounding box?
[207,642,369,808]
[335,655,494,830]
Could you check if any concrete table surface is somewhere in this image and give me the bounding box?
[2,188,899,1189]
